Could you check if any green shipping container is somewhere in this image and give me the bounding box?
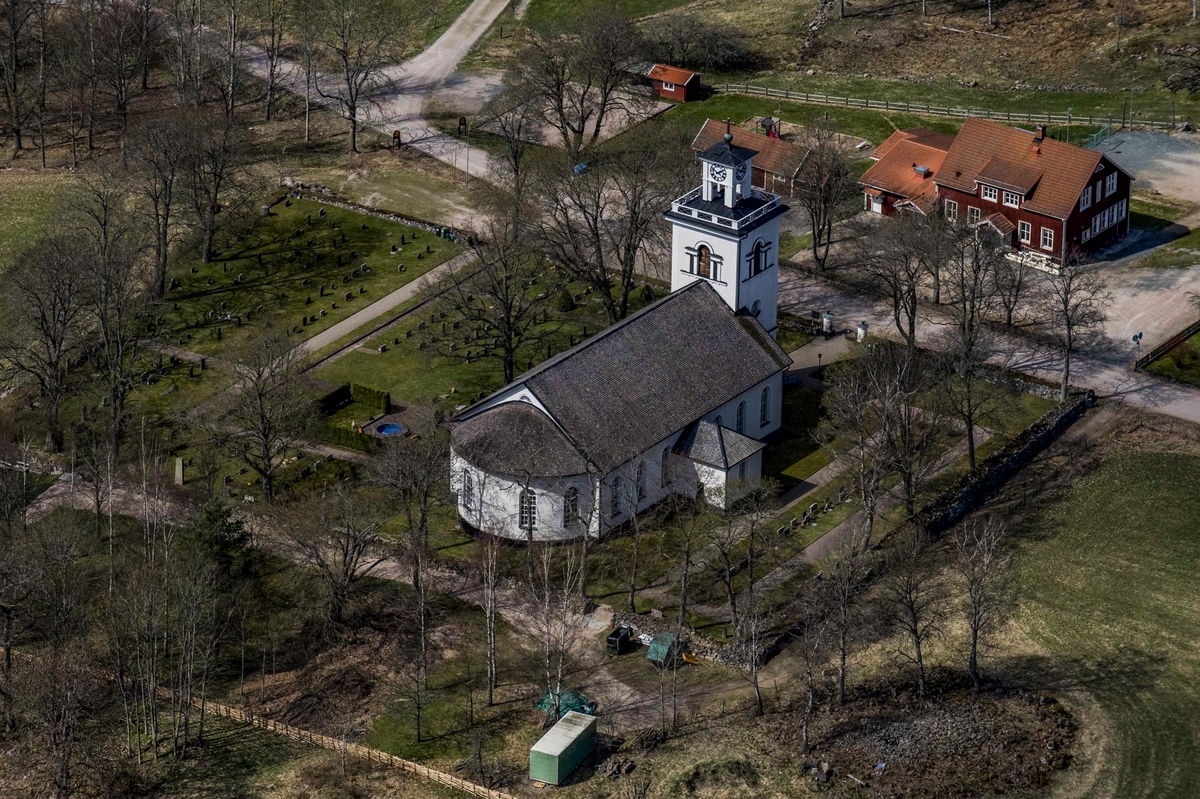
[529,711,597,786]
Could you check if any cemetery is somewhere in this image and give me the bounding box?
[162,196,463,357]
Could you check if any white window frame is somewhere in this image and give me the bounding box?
[1117,199,1127,221]
[462,469,474,512]
[1094,183,1102,204]
[759,386,771,427]
[563,487,579,527]
[661,81,675,92]
[944,200,958,222]
[738,461,746,481]
[1092,214,1101,236]
[1018,220,1032,244]
[519,489,537,530]
[1082,228,1091,243]
[1041,227,1055,251]
[1003,191,1020,208]
[1079,187,1092,211]
[981,185,998,202]
[967,206,981,225]
[1105,173,1118,197]
[736,401,746,434]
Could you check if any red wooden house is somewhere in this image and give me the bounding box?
[691,119,809,196]
[647,64,702,102]
[860,117,1133,265]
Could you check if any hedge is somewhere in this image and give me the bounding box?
[312,423,380,454]
[317,384,353,416]
[350,384,390,413]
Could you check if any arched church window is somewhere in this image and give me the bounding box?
[636,462,647,501]
[610,477,622,518]
[696,245,712,279]
[519,489,537,530]
[563,487,579,527]
[750,240,767,276]
[736,402,745,434]
[462,469,474,512]
[661,448,671,487]
[760,386,771,426]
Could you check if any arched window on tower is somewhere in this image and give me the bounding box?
[760,386,771,427]
[696,245,712,279]
[563,487,579,527]
[636,462,647,502]
[519,489,537,530]
[736,401,746,434]
[748,239,771,276]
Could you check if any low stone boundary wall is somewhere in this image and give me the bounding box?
[279,180,467,241]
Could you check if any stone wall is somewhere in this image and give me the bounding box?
[278,179,466,240]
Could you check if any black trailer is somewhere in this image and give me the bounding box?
[606,626,632,655]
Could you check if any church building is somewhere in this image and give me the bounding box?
[448,132,791,541]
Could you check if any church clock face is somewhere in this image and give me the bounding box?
[708,164,728,182]
[735,163,747,181]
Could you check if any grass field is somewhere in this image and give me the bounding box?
[0,171,68,270]
[1008,437,1200,799]
[1140,227,1200,269]
[164,197,462,357]
[524,0,691,27]
[1146,331,1200,385]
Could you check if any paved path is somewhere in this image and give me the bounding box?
[290,252,471,363]
[778,267,1200,426]
[240,0,505,179]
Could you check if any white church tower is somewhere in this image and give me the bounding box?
[666,125,788,338]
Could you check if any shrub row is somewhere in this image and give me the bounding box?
[317,384,353,416]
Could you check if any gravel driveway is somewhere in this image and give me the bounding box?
[1094,130,1200,204]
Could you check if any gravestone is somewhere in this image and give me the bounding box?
[174,457,185,486]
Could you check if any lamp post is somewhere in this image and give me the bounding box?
[816,352,823,381]
[1133,331,1143,362]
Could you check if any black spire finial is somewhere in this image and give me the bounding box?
[723,118,733,144]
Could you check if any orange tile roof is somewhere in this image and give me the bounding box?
[936,117,1104,219]
[858,139,948,213]
[691,119,809,180]
[870,128,955,161]
[648,64,700,86]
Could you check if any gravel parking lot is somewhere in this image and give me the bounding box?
[1095,129,1200,204]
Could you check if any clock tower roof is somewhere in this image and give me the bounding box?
[697,138,758,168]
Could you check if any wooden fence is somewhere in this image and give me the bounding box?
[1134,317,1200,370]
[716,84,1180,131]
[191,698,518,799]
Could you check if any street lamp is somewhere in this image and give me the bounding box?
[1133,331,1143,362]
[816,352,823,380]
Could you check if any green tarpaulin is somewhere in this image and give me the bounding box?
[646,632,678,664]
[535,689,596,719]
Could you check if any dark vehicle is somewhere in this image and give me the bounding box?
[606,626,632,656]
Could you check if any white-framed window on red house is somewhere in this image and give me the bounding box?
[1079,188,1092,212]
[1094,183,1102,204]
[662,81,675,92]
[1082,228,1092,243]
[1117,199,1127,221]
[1092,214,1101,236]
[1106,173,1118,197]
[1018,221,1031,243]
[981,185,998,202]
[945,200,958,221]
[1041,227,1054,251]
[967,206,981,225]
[1003,191,1020,208]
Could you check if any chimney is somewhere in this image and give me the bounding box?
[914,165,931,178]
[1034,124,1046,143]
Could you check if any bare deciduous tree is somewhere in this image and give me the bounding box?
[184,112,251,263]
[197,330,315,501]
[254,0,288,121]
[795,120,856,270]
[0,234,87,452]
[952,515,1010,692]
[131,113,187,299]
[882,527,943,697]
[823,525,871,705]
[316,0,395,154]
[1041,254,1112,402]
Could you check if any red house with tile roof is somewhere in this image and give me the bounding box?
[692,119,810,196]
[860,118,1133,265]
[647,64,702,102]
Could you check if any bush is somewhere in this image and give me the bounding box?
[551,289,575,313]
[638,284,656,304]
[349,383,390,413]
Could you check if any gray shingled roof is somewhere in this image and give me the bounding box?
[673,419,766,469]
[698,138,758,168]
[450,282,790,475]
[450,402,590,477]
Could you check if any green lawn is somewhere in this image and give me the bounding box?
[525,0,691,27]
[164,197,462,357]
[1009,445,1200,799]
[778,231,813,262]
[760,384,826,492]
[0,171,67,271]
[1146,330,1200,386]
[1130,194,1197,233]
[1141,227,1200,269]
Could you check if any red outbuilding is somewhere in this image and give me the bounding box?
[647,64,702,102]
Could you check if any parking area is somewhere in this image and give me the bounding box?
[1095,129,1200,205]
